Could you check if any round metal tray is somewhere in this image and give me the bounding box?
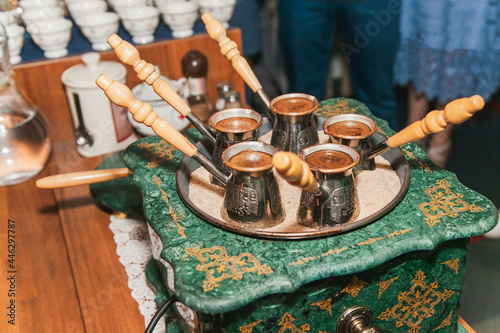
[176,117,410,240]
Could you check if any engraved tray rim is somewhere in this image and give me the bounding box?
[176,117,411,240]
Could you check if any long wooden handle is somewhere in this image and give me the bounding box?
[387,95,485,148]
[96,74,198,157]
[273,152,319,193]
[107,34,192,117]
[36,168,131,189]
[201,12,262,93]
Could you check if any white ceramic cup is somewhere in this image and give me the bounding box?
[21,6,64,26]
[111,0,148,15]
[19,0,59,9]
[79,12,120,51]
[153,0,184,11]
[198,0,235,29]
[120,6,160,44]
[5,24,25,65]
[68,1,108,26]
[0,11,14,27]
[26,18,73,58]
[161,1,199,38]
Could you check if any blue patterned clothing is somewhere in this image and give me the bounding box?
[394,0,500,103]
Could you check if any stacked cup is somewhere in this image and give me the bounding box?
[65,0,118,51]
[198,0,235,29]
[20,0,73,59]
[0,11,25,64]
[154,0,236,38]
[114,0,161,45]
[63,0,118,51]
[158,0,199,38]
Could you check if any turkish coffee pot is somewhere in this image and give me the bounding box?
[107,35,269,180]
[273,145,360,227]
[221,141,284,226]
[201,12,320,154]
[208,108,263,184]
[95,75,284,226]
[324,95,485,170]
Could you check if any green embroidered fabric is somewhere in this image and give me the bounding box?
[127,98,497,331]
[147,238,468,332]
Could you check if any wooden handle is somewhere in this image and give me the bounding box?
[96,74,198,157]
[107,34,192,117]
[201,12,262,93]
[273,152,319,193]
[387,95,485,148]
[36,168,131,189]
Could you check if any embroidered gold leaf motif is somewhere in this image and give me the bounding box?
[419,179,484,227]
[342,276,368,298]
[377,270,455,331]
[278,313,310,333]
[240,320,262,333]
[185,246,273,292]
[137,140,176,169]
[433,311,453,331]
[401,148,432,173]
[378,277,400,299]
[378,308,392,321]
[288,247,348,266]
[310,298,332,315]
[153,176,186,238]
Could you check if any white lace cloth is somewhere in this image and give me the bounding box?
[109,214,166,333]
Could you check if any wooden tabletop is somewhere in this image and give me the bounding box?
[0,30,245,333]
[1,144,145,333]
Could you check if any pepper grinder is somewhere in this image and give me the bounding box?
[181,50,213,122]
[215,80,242,111]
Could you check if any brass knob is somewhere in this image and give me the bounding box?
[336,306,384,333]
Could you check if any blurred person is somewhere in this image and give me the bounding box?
[277,0,401,130]
[394,0,500,167]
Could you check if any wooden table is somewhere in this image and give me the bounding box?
[0,30,245,333]
[1,144,144,333]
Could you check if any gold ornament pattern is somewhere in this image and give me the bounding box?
[378,270,455,332]
[356,229,412,246]
[441,258,460,274]
[342,276,368,298]
[240,320,262,333]
[185,246,273,292]
[314,99,356,117]
[401,148,432,173]
[419,179,484,227]
[289,247,348,266]
[289,229,411,266]
[310,298,332,315]
[137,140,176,169]
[277,312,310,333]
[153,175,186,238]
[433,310,453,331]
[378,277,400,299]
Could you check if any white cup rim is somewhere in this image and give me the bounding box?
[27,18,72,33]
[80,12,119,26]
[163,1,198,14]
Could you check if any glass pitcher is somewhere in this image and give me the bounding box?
[0,22,51,186]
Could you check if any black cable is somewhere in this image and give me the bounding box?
[144,295,176,333]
